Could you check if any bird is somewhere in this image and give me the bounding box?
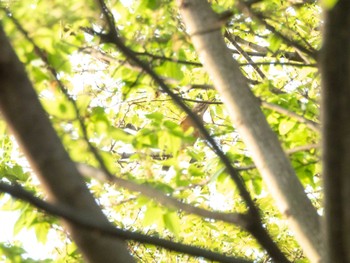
[180,102,210,138]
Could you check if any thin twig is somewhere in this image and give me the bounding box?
[261,101,320,132]
[237,1,317,60]
[225,30,266,80]
[180,85,320,131]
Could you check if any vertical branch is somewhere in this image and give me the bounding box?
[321,1,350,262]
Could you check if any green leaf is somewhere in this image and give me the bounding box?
[110,127,133,143]
[1,0,323,260]
[157,62,184,80]
[143,205,163,227]
[278,119,296,135]
[146,0,161,10]
[145,112,164,121]
[163,120,185,138]
[188,164,203,177]
[13,209,36,235]
[12,165,29,181]
[321,0,338,9]
[34,223,50,244]
[163,211,180,236]
[163,120,178,130]
[47,52,71,73]
[209,166,226,183]
[158,131,182,155]
[133,128,158,148]
[268,35,283,52]
[251,178,262,195]
[31,67,49,83]
[59,103,67,113]
[136,196,152,207]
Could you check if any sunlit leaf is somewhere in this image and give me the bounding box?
[143,205,163,227]
[278,119,296,135]
[34,223,50,244]
[163,211,180,236]
[322,0,338,9]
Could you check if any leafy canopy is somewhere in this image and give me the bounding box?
[0,0,321,262]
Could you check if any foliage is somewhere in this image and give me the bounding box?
[0,0,322,262]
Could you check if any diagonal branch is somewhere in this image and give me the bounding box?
[93,1,290,261]
[2,8,114,181]
[225,30,266,80]
[182,85,320,131]
[236,1,318,60]
[0,22,134,263]
[176,0,321,261]
[93,0,256,213]
[77,163,250,228]
[261,101,320,132]
[4,12,253,256]
[0,181,252,263]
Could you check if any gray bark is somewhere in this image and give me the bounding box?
[0,25,134,263]
[177,0,322,261]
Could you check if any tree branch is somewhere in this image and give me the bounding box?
[2,8,114,181]
[93,0,257,214]
[181,85,320,132]
[0,22,134,263]
[0,181,253,263]
[77,163,250,228]
[92,1,292,261]
[261,101,320,132]
[321,1,350,261]
[236,1,318,60]
[177,0,321,261]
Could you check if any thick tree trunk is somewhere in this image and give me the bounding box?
[321,1,350,262]
[177,0,322,261]
[0,26,134,263]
